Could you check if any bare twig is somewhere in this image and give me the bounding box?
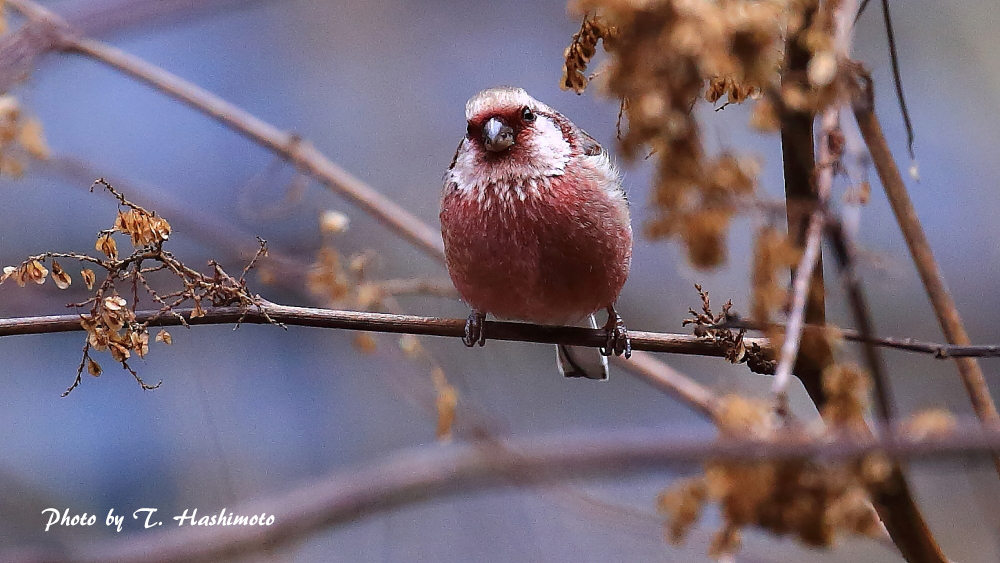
[0,302,770,362]
[826,219,895,421]
[853,71,1000,464]
[362,277,459,300]
[5,422,1000,563]
[57,0,267,39]
[717,318,1000,359]
[770,105,836,411]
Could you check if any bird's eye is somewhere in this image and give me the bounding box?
[521,107,536,122]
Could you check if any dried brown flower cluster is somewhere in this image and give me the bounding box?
[658,389,889,558]
[563,0,784,268]
[1,179,273,395]
[0,95,49,177]
[683,284,775,374]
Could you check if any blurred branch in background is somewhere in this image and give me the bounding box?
[4,0,448,262]
[5,423,1000,563]
[40,155,310,286]
[55,0,268,39]
[853,71,1000,462]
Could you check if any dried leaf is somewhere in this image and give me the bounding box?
[51,260,71,289]
[0,265,15,285]
[190,300,205,318]
[96,233,118,260]
[903,409,957,440]
[87,358,102,377]
[155,329,172,345]
[130,329,150,358]
[81,268,96,290]
[435,381,458,441]
[355,283,382,310]
[26,260,48,284]
[109,342,130,362]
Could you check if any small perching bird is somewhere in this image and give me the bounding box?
[440,87,632,379]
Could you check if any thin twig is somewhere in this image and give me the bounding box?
[620,350,718,418]
[771,104,837,411]
[878,0,915,159]
[0,303,769,362]
[821,5,947,563]
[717,319,1000,359]
[58,0,265,39]
[825,219,894,421]
[5,422,1000,563]
[853,71,1000,464]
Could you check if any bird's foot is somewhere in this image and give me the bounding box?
[463,311,487,347]
[600,307,631,359]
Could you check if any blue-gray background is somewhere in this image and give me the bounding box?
[1,0,998,561]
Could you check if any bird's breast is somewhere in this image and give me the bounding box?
[440,167,631,324]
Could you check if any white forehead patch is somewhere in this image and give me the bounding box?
[465,87,550,121]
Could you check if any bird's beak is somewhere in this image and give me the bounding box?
[482,117,515,152]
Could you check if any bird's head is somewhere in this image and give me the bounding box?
[462,87,573,174]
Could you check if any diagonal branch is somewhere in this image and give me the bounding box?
[852,70,1000,470]
[5,423,1000,563]
[5,0,446,263]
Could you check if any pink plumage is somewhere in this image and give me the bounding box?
[440,87,632,379]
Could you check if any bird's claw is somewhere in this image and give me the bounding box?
[600,309,631,358]
[463,311,487,347]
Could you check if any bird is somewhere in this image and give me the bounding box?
[439,86,632,379]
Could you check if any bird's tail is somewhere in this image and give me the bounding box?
[556,314,609,380]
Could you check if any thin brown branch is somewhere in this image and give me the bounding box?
[0,302,769,362]
[771,104,837,410]
[618,350,718,418]
[822,125,946,563]
[853,72,1000,439]
[57,0,266,39]
[825,219,895,421]
[718,319,1000,359]
[363,277,460,300]
[6,423,1000,563]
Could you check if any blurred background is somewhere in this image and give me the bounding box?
[1,0,999,561]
